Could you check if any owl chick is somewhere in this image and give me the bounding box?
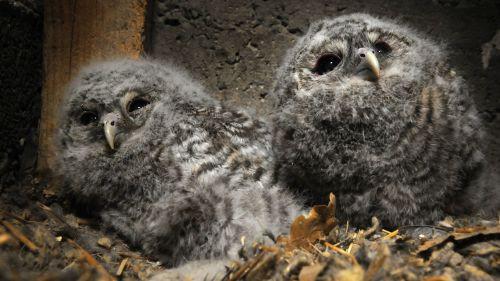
[56,59,303,267]
[272,13,498,227]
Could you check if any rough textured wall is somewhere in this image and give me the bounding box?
[0,0,42,185]
[151,0,500,171]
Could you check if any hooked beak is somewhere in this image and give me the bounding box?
[356,48,380,81]
[103,114,119,150]
[104,122,116,150]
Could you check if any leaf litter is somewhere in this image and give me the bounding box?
[0,178,163,280]
[1,178,499,281]
[223,193,500,281]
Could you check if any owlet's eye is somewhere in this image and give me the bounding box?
[128,97,150,113]
[80,111,98,126]
[374,41,392,54]
[312,54,342,75]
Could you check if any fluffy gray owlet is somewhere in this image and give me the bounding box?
[272,13,499,227]
[55,59,303,267]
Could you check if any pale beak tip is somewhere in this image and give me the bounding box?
[358,48,381,81]
[104,121,117,150]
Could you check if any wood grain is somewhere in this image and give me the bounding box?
[39,0,148,173]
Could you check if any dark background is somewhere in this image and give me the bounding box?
[0,0,42,186]
[1,0,499,185]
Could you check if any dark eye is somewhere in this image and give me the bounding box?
[80,111,98,125]
[128,98,150,112]
[312,54,342,75]
[374,41,392,54]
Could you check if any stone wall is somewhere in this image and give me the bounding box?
[150,0,500,171]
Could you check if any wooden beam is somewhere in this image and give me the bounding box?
[39,0,148,173]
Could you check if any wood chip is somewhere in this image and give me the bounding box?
[2,220,38,252]
[0,233,11,245]
[116,258,129,276]
[98,237,113,249]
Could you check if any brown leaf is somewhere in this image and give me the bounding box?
[286,193,336,251]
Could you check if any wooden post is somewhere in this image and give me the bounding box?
[39,0,149,173]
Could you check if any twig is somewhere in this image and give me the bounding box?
[68,239,116,281]
[362,217,380,239]
[310,242,328,257]
[37,202,78,238]
[2,220,39,253]
[0,209,29,223]
[118,251,144,260]
[324,241,358,265]
[382,229,399,240]
[398,225,451,232]
[229,252,265,281]
[347,243,353,254]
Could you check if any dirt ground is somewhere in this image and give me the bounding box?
[0,0,499,280]
[1,179,499,280]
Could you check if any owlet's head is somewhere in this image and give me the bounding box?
[273,13,454,175]
[56,59,212,197]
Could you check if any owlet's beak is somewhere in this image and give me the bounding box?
[103,113,120,150]
[356,47,380,81]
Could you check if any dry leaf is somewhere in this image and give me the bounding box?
[283,193,336,251]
